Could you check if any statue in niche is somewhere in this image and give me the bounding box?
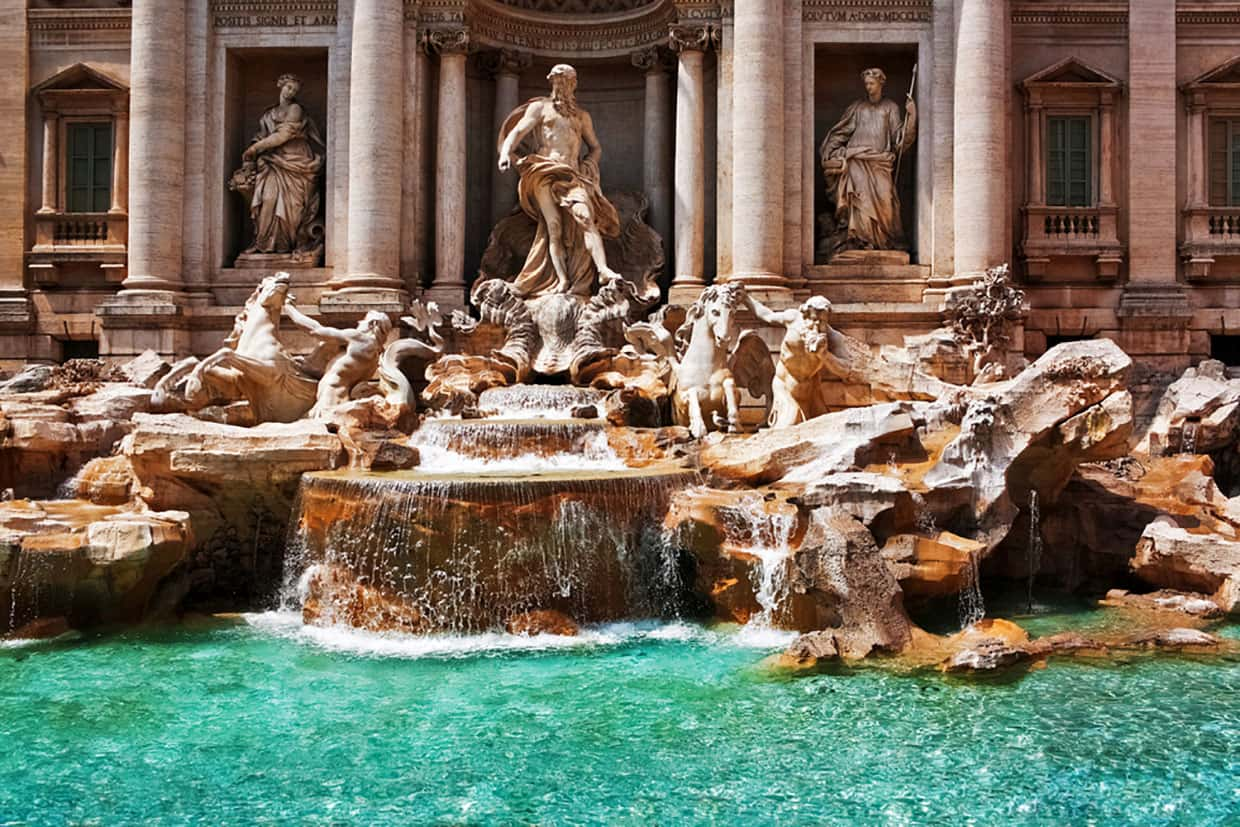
[430,63,663,401]
[496,63,623,297]
[229,73,325,268]
[750,295,853,427]
[818,67,916,263]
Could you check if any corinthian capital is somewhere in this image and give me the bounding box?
[631,46,672,74]
[482,48,532,78]
[423,27,471,55]
[668,22,717,54]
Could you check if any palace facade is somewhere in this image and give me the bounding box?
[2,0,1240,380]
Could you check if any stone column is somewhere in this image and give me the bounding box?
[427,29,470,308]
[38,111,58,214]
[1118,0,1189,369]
[669,25,713,301]
[633,47,673,288]
[952,0,1007,278]
[1185,93,1206,209]
[488,49,530,225]
[1025,99,1043,206]
[110,108,129,214]
[119,0,186,294]
[0,0,32,338]
[1126,0,1178,284]
[328,0,406,309]
[1099,94,1115,206]
[728,0,786,291]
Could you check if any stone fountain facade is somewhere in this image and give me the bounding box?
[4,1,1240,674]
[3,0,1240,395]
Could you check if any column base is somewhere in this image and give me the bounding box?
[423,282,469,311]
[318,286,410,318]
[0,292,34,333]
[668,282,706,305]
[95,290,192,358]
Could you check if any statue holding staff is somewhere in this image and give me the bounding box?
[819,67,917,260]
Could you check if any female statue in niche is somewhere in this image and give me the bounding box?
[229,73,325,267]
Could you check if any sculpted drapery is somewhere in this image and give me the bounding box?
[496,64,623,300]
[232,74,325,264]
[819,68,916,258]
[499,104,621,298]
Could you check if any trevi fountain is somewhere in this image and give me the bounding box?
[3,20,1240,824]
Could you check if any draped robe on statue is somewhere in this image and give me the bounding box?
[819,97,911,254]
[248,106,325,256]
[498,100,621,299]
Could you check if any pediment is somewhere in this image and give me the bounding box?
[1185,55,1240,89]
[31,63,128,95]
[1021,57,1121,89]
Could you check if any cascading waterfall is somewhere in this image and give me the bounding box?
[283,467,698,634]
[716,492,797,627]
[1026,489,1043,614]
[1182,420,1200,455]
[409,419,625,472]
[957,550,985,629]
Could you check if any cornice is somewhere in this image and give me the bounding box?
[1011,2,1126,27]
[27,8,131,48]
[27,8,131,31]
[1178,2,1240,26]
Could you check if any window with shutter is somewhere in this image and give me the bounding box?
[65,122,112,214]
[1046,115,1092,207]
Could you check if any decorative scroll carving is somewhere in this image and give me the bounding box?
[424,27,472,54]
[668,22,717,53]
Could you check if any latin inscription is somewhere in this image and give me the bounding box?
[213,14,338,29]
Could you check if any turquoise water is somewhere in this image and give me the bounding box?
[2,614,1239,826]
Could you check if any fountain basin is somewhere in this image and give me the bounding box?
[288,464,698,633]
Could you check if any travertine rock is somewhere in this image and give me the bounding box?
[0,500,191,634]
[880,531,985,599]
[1132,517,1240,613]
[701,402,917,485]
[1139,359,1240,456]
[120,350,172,389]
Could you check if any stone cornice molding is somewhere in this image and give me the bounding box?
[1011,2,1126,26]
[668,22,717,53]
[465,0,675,58]
[801,0,930,24]
[1178,2,1240,26]
[27,8,131,46]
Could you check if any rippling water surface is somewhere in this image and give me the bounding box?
[1,614,1238,825]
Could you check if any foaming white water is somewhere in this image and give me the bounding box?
[731,624,799,649]
[412,436,627,473]
[243,612,791,657]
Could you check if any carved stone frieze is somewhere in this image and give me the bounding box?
[668,22,717,53]
[466,0,675,57]
[801,0,930,24]
[494,0,659,11]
